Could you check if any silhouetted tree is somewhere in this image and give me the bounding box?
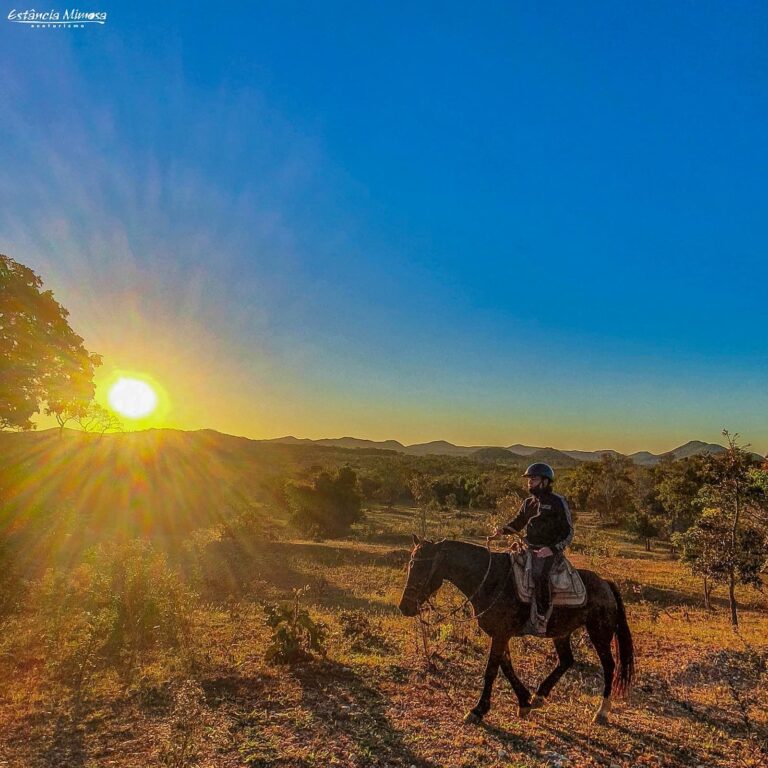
[1,254,101,431]
[287,465,362,538]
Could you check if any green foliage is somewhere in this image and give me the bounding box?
[264,586,326,664]
[559,461,601,511]
[287,465,362,537]
[653,454,709,533]
[673,507,765,588]
[673,432,768,620]
[592,454,636,522]
[560,454,635,522]
[627,510,661,550]
[0,254,101,431]
[37,538,196,692]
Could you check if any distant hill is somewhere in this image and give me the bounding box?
[256,435,766,465]
[562,449,623,462]
[628,451,660,466]
[662,440,727,460]
[404,440,489,457]
[526,448,581,468]
[627,441,765,466]
[506,444,543,456]
[264,435,406,452]
[471,447,524,462]
[628,441,729,467]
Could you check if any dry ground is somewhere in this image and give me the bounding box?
[1,508,767,768]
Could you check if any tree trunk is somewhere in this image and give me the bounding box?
[729,474,740,626]
[703,576,711,611]
[728,568,738,626]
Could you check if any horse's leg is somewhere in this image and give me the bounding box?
[530,634,574,710]
[586,619,615,725]
[499,643,532,717]
[464,635,506,724]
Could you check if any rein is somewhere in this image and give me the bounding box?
[411,538,516,627]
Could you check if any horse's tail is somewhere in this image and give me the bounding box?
[607,580,635,698]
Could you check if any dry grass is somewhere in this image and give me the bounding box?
[1,507,766,768]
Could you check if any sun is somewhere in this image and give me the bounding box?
[108,377,158,419]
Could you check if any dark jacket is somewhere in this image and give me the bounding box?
[501,490,574,553]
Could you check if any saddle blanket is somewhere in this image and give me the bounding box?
[511,551,587,607]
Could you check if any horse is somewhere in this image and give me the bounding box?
[398,535,634,725]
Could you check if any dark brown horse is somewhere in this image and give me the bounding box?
[399,536,634,725]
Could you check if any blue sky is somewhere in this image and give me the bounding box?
[1,1,767,452]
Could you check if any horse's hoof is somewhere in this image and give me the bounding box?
[464,710,482,725]
[517,705,532,719]
[529,694,547,710]
[592,698,611,725]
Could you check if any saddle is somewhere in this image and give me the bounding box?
[511,551,587,607]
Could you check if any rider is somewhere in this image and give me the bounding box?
[491,462,574,636]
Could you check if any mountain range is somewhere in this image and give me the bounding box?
[262,436,763,466]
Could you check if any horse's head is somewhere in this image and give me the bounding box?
[398,534,445,617]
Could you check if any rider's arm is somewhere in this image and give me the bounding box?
[500,498,531,535]
[552,495,574,553]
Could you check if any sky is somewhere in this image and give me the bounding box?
[1,1,767,454]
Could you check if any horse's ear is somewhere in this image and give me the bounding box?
[412,534,421,546]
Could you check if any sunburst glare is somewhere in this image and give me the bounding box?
[108,377,158,419]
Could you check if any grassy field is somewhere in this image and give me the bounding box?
[1,505,767,768]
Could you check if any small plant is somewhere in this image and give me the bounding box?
[264,586,326,664]
[158,679,207,768]
[339,610,390,653]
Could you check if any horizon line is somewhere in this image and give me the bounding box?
[19,425,760,459]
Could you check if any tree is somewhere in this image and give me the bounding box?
[627,511,660,552]
[560,461,601,512]
[287,465,363,538]
[76,402,123,437]
[653,454,708,536]
[629,466,666,549]
[562,455,634,522]
[408,473,435,538]
[674,507,765,612]
[1,254,101,431]
[593,454,635,523]
[676,432,767,624]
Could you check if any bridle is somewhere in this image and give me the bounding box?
[404,538,516,625]
[403,550,444,606]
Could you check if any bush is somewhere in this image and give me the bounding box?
[37,538,196,693]
[339,610,391,653]
[264,586,326,664]
[287,466,362,538]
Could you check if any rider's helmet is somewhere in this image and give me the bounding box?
[522,463,555,481]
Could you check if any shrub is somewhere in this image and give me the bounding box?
[339,609,391,653]
[37,538,196,693]
[264,586,326,664]
[287,466,362,538]
[158,679,207,768]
